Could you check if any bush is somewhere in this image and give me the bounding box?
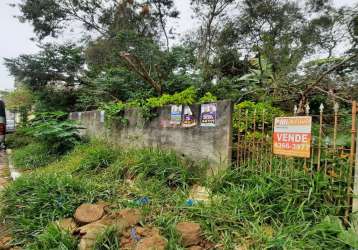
[11,143,55,169]
[0,172,96,243]
[24,111,82,154]
[5,130,33,149]
[27,224,78,250]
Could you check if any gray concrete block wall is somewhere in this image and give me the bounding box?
[70,100,233,173]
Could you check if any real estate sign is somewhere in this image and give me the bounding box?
[273,116,312,158]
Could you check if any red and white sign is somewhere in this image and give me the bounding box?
[273,116,312,158]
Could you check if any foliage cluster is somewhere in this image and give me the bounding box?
[24,111,82,154]
[233,101,285,132]
[101,87,217,125]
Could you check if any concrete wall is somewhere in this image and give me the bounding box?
[70,100,232,173]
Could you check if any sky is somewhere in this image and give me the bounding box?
[0,0,356,91]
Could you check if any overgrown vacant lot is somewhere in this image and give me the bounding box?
[1,141,358,249]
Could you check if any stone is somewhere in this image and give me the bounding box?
[55,218,77,232]
[74,204,105,225]
[75,221,109,250]
[115,208,142,228]
[74,208,142,250]
[188,246,204,250]
[135,234,167,250]
[120,226,166,250]
[176,222,202,247]
[0,235,12,250]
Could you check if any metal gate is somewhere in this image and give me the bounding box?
[234,101,358,224]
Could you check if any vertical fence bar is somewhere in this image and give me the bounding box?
[345,101,357,224]
[253,109,257,167]
[270,118,274,173]
[261,109,265,171]
[317,104,324,171]
[237,108,241,166]
[352,113,358,229]
[244,110,249,165]
[333,103,339,153]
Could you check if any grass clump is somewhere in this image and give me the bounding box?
[26,224,78,250]
[0,172,96,243]
[77,143,117,172]
[112,148,195,188]
[11,142,55,169]
[5,130,33,149]
[93,226,121,250]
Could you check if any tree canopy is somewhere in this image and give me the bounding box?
[4,0,358,113]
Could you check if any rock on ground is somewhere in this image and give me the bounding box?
[176,222,203,247]
[74,208,142,250]
[74,204,106,225]
[121,226,167,250]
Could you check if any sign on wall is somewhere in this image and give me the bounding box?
[273,116,312,158]
[200,103,217,127]
[182,106,196,128]
[170,105,182,126]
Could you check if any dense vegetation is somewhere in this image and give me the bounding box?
[1,0,358,248]
[1,141,358,249]
[1,0,357,117]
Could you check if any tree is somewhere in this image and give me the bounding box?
[4,43,86,90]
[14,0,179,41]
[4,43,86,112]
[4,87,34,124]
[190,0,236,79]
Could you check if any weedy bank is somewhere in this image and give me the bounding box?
[1,141,358,249]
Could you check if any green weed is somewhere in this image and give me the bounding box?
[26,224,78,250]
[112,148,195,188]
[5,129,34,149]
[93,226,121,250]
[11,142,55,169]
[76,144,117,172]
[0,172,97,243]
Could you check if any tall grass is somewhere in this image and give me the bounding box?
[26,224,78,250]
[0,172,97,244]
[1,141,357,249]
[11,142,55,169]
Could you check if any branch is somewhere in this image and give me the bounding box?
[302,53,358,96]
[120,52,162,95]
[313,86,352,104]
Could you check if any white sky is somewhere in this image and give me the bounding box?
[0,0,356,91]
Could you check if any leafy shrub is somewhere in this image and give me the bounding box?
[146,86,197,108]
[0,172,96,243]
[11,143,55,169]
[199,92,217,104]
[234,101,284,132]
[100,101,128,127]
[77,144,117,172]
[5,129,34,149]
[25,111,81,154]
[27,224,78,250]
